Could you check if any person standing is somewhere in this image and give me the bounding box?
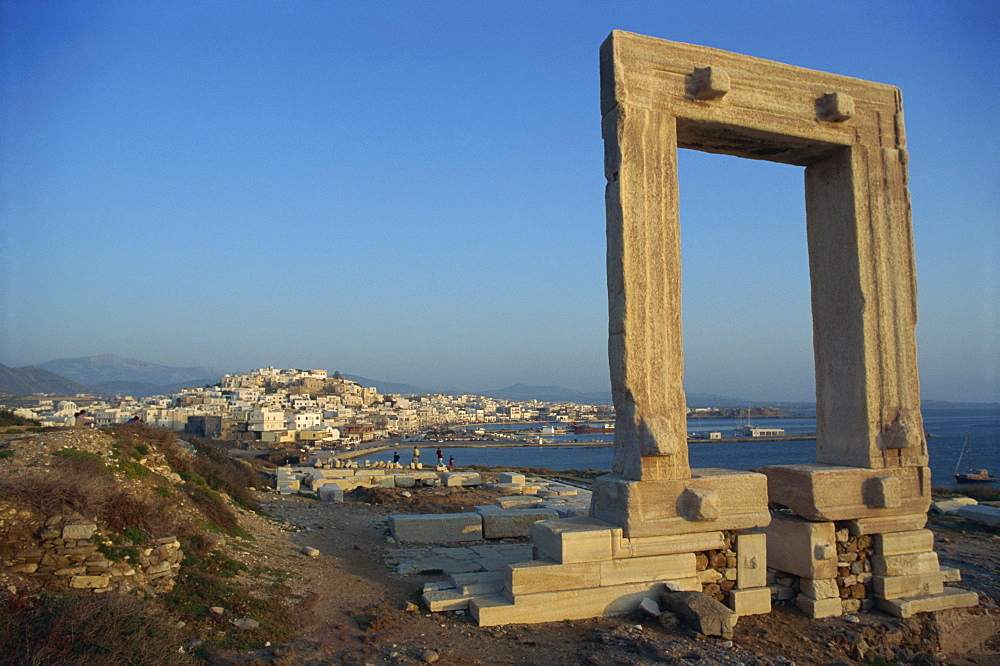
[392,451,400,464]
[436,447,443,465]
[412,446,420,465]
[448,455,455,468]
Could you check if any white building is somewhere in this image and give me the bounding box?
[248,408,285,432]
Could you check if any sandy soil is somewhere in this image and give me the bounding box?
[209,485,1000,666]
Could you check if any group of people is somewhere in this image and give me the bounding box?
[391,446,455,467]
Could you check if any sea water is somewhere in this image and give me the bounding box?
[367,407,998,489]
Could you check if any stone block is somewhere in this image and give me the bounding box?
[871,551,939,577]
[872,571,946,600]
[453,570,505,595]
[390,513,483,543]
[614,531,724,559]
[660,590,736,639]
[546,504,591,518]
[378,475,396,488]
[489,483,527,493]
[475,506,560,539]
[877,587,979,618]
[844,512,926,536]
[443,472,482,487]
[601,552,696,587]
[736,532,767,589]
[800,577,839,600]
[956,505,1000,527]
[394,475,416,488]
[532,517,617,564]
[760,464,929,522]
[589,470,770,537]
[507,559,598,595]
[795,593,843,618]
[728,586,771,617]
[62,524,97,540]
[471,581,666,626]
[319,469,356,478]
[930,498,977,514]
[495,495,542,509]
[873,529,934,556]
[941,567,961,583]
[422,588,470,612]
[499,472,526,484]
[70,575,110,589]
[763,512,837,579]
[318,486,343,502]
[538,487,578,498]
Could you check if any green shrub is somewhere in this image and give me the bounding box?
[0,450,13,460]
[117,459,149,479]
[52,447,105,464]
[178,470,207,486]
[152,486,174,498]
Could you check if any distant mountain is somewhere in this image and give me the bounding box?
[479,384,613,405]
[37,354,221,387]
[0,364,91,396]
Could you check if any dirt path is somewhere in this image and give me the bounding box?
[215,489,1000,665]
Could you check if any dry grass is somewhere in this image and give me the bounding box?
[0,457,175,540]
[0,590,194,665]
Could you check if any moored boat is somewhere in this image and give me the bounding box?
[953,435,995,484]
[955,468,996,484]
[572,422,615,434]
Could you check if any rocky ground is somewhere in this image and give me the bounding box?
[2,426,997,664]
[207,484,1000,666]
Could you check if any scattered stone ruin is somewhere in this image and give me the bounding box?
[436,31,977,626]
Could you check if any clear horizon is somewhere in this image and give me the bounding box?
[2,2,997,403]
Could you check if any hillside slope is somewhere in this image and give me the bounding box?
[0,425,295,663]
[0,364,91,396]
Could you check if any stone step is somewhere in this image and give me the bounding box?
[452,570,505,595]
[422,588,471,612]
[877,586,979,618]
[470,580,669,626]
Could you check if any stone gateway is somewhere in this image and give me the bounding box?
[427,31,976,626]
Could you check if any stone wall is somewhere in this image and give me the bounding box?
[834,527,874,613]
[694,531,738,602]
[3,513,182,594]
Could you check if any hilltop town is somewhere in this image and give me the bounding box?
[3,367,614,448]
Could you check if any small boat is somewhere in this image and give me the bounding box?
[953,435,996,484]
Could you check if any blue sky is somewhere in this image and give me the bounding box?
[1,1,997,402]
